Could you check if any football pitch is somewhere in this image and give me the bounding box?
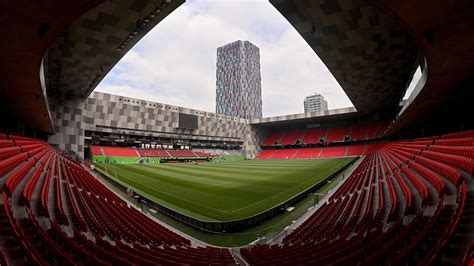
[94,158,353,221]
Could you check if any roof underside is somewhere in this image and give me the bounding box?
[45,0,184,98]
[271,0,420,115]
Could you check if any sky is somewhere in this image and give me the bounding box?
[95,0,355,117]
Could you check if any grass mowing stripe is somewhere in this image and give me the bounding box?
[141,164,297,187]
[96,158,352,221]
[124,164,273,201]
[98,164,230,220]
[227,162,344,214]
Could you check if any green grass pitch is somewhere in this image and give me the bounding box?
[94,158,352,221]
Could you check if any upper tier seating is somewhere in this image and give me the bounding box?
[263,122,387,147]
[325,125,351,142]
[350,124,367,140]
[102,146,138,157]
[279,130,304,145]
[293,147,321,158]
[302,128,327,144]
[366,122,386,139]
[0,134,235,265]
[262,132,283,146]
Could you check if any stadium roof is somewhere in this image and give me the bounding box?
[250,107,358,127]
[378,0,474,135]
[1,0,473,134]
[270,0,420,115]
[0,0,183,132]
[45,0,183,98]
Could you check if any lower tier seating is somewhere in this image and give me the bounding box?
[1,131,472,265]
[137,148,171,157]
[241,131,473,265]
[89,145,103,156]
[102,146,139,157]
[256,144,371,159]
[0,135,235,265]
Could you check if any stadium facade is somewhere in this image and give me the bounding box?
[46,90,357,160]
[48,91,264,159]
[1,0,473,265]
[216,40,262,119]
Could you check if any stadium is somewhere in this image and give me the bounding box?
[0,0,473,265]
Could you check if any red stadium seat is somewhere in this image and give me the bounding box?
[102,146,138,157]
[0,132,471,265]
[279,130,304,145]
[302,128,327,144]
[325,126,350,142]
[262,131,283,146]
[271,148,298,158]
[350,124,367,140]
[138,148,171,157]
[90,145,104,155]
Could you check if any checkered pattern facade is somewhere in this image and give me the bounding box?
[270,0,419,114]
[45,0,184,98]
[48,92,263,158]
[47,93,361,159]
[216,40,262,119]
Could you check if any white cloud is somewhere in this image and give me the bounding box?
[96,0,353,117]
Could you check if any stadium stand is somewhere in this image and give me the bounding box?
[293,147,321,158]
[102,146,138,157]
[350,124,367,140]
[193,151,217,157]
[257,145,367,159]
[271,148,298,159]
[366,122,386,139]
[0,134,235,265]
[279,130,304,145]
[255,149,276,159]
[262,131,283,146]
[302,128,327,144]
[263,122,387,147]
[325,125,351,142]
[1,130,472,265]
[89,145,103,156]
[94,147,219,161]
[167,150,197,157]
[137,148,171,157]
[346,145,367,156]
[2,0,473,264]
[319,146,347,157]
[241,131,473,265]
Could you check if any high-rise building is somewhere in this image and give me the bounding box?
[216,40,262,119]
[304,93,328,113]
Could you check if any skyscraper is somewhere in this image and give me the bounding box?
[216,40,262,119]
[304,93,328,113]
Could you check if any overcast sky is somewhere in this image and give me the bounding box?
[96,0,355,117]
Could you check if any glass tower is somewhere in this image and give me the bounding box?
[216,40,262,119]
